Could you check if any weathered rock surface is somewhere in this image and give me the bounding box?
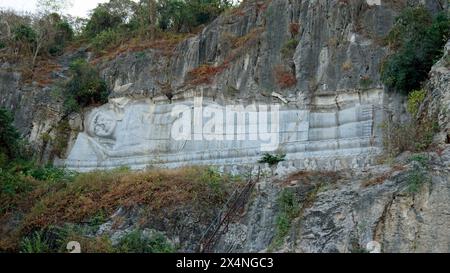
[1,0,446,170]
[63,0,417,171]
[214,39,450,253]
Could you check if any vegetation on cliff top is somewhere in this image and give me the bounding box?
[381,7,450,94]
[0,0,236,72]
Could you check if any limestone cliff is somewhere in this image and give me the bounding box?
[0,0,446,170]
[215,39,450,253]
[59,0,403,171]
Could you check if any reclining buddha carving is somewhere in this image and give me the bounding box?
[64,89,383,172]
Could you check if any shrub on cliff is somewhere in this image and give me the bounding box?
[90,29,121,53]
[381,92,439,157]
[381,7,450,94]
[64,59,109,113]
[0,108,21,163]
[116,230,174,253]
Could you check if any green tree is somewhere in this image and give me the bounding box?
[64,59,109,113]
[0,108,21,162]
[381,7,450,94]
[84,0,137,38]
[158,0,232,32]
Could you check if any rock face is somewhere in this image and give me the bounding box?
[63,0,416,171]
[425,40,450,145]
[1,0,446,170]
[216,147,450,253]
[214,39,450,253]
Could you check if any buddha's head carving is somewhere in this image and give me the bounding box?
[87,110,117,139]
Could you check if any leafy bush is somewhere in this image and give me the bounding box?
[280,38,298,59]
[26,165,72,183]
[407,89,427,116]
[258,153,286,166]
[158,0,232,32]
[408,154,429,167]
[91,29,121,53]
[64,59,109,113]
[20,231,52,253]
[0,170,34,197]
[382,88,438,157]
[48,19,74,56]
[381,117,438,157]
[116,230,174,253]
[83,2,128,38]
[406,155,430,193]
[199,167,226,197]
[0,108,21,162]
[13,24,37,45]
[381,7,450,94]
[272,189,299,248]
[18,225,114,253]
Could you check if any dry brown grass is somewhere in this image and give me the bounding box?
[186,64,229,85]
[21,167,240,232]
[361,165,406,188]
[289,23,300,36]
[274,65,297,89]
[282,170,341,187]
[90,33,191,65]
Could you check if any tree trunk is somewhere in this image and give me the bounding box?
[32,40,42,70]
[148,0,157,40]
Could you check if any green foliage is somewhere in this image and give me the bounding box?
[394,154,431,194]
[18,225,114,253]
[381,87,438,157]
[91,29,121,52]
[199,167,224,195]
[409,154,429,168]
[26,165,72,183]
[258,153,286,166]
[116,230,174,253]
[48,18,74,56]
[0,169,34,197]
[64,59,109,113]
[7,12,74,60]
[272,189,299,248]
[280,38,298,59]
[13,24,37,44]
[406,165,429,194]
[0,108,21,162]
[158,0,232,32]
[20,231,52,253]
[381,116,438,157]
[83,0,130,38]
[407,89,427,116]
[381,7,450,94]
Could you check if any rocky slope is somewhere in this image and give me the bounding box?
[215,39,450,253]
